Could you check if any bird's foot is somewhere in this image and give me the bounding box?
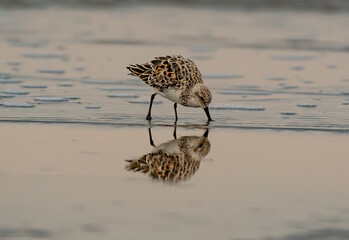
[206,118,214,124]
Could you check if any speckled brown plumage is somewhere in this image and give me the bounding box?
[125,134,210,182]
[127,55,203,92]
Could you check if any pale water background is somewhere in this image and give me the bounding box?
[1,1,349,240]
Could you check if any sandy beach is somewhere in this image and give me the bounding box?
[1,3,349,240]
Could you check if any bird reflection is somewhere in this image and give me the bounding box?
[125,127,210,182]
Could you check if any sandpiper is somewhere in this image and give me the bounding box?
[127,55,213,122]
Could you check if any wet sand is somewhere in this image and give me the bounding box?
[1,5,349,240]
[1,123,349,240]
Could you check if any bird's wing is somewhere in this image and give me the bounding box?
[127,55,202,92]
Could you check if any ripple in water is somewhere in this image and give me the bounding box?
[0,94,15,98]
[37,70,65,75]
[82,79,121,85]
[280,85,298,90]
[128,99,162,104]
[0,73,12,79]
[327,65,337,69]
[85,106,101,109]
[98,86,148,91]
[108,93,139,98]
[57,84,73,87]
[297,103,317,108]
[21,85,47,89]
[68,97,81,100]
[280,112,297,115]
[271,55,316,61]
[22,53,68,60]
[218,91,271,96]
[266,77,287,81]
[6,62,21,66]
[34,97,69,102]
[211,104,265,111]
[8,38,47,48]
[2,88,29,95]
[0,102,35,108]
[0,79,23,84]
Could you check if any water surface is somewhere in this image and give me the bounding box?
[1,123,349,240]
[0,7,348,132]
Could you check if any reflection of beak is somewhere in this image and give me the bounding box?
[203,129,209,138]
[204,107,213,122]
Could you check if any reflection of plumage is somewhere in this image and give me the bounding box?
[126,130,210,182]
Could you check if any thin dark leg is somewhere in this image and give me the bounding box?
[174,103,178,123]
[146,93,157,121]
[173,126,177,139]
[148,128,155,147]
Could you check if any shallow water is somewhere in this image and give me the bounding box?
[1,123,349,240]
[0,7,348,132]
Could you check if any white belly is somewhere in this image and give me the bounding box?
[156,88,182,104]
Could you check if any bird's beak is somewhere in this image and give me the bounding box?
[204,107,213,122]
[203,129,209,138]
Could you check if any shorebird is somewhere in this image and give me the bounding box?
[127,55,213,122]
[125,128,210,182]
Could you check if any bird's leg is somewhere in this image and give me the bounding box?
[174,103,178,123]
[173,126,177,139]
[146,93,157,121]
[148,127,156,147]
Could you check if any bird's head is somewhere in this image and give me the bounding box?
[187,83,212,108]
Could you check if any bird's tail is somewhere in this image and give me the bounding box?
[125,155,149,173]
[126,63,152,82]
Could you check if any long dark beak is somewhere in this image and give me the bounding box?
[204,107,213,122]
[203,129,209,137]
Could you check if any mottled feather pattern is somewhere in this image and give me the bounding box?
[125,136,210,182]
[126,150,200,182]
[127,55,203,92]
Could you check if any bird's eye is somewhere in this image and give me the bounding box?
[199,96,205,102]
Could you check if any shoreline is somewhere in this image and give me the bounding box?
[2,1,349,12]
[1,119,349,134]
